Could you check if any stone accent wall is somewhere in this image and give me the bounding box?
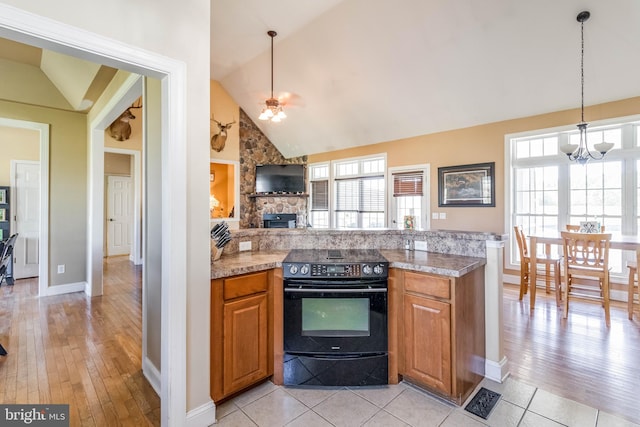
[239,108,307,228]
[254,195,307,225]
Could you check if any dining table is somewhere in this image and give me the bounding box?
[527,231,640,309]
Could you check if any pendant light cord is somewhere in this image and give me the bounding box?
[580,17,585,123]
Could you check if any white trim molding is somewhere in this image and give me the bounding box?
[44,281,87,297]
[485,357,509,383]
[185,401,216,427]
[485,239,509,383]
[143,356,162,397]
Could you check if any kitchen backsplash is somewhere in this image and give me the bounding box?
[216,228,505,260]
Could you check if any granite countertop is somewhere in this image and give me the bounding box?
[211,249,485,279]
[379,250,485,277]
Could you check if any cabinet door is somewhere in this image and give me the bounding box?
[403,294,452,395]
[223,293,269,395]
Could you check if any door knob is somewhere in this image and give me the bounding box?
[109,218,114,222]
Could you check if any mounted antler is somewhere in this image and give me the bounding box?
[108,108,136,141]
[210,116,236,152]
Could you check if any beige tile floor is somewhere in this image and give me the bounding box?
[212,377,640,427]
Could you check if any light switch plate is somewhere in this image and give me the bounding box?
[414,241,428,251]
[439,212,447,219]
[432,212,439,219]
[239,241,252,251]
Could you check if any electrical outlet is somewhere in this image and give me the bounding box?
[239,241,252,251]
[57,264,65,274]
[414,240,428,251]
[432,212,439,219]
[439,212,447,219]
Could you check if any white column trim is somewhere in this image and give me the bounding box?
[484,239,509,383]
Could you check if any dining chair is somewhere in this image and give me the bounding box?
[626,248,639,320]
[560,231,612,326]
[566,224,606,232]
[513,226,562,306]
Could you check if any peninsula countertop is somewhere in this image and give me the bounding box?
[211,249,485,280]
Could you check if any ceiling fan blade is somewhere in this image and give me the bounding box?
[277,92,304,107]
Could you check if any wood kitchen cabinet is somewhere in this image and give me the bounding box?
[211,270,274,402]
[394,267,485,405]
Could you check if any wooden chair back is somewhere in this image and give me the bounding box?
[513,226,529,261]
[561,231,611,325]
[566,224,605,232]
[561,231,610,271]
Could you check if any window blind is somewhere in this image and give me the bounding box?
[335,176,384,212]
[310,180,329,211]
[393,171,423,197]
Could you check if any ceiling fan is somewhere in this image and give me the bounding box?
[257,30,303,122]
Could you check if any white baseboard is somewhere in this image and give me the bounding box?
[186,400,216,427]
[142,356,161,397]
[485,356,509,383]
[42,281,87,297]
[504,273,631,302]
[503,273,519,285]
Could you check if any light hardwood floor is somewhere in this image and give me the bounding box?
[0,256,160,426]
[1,259,639,425]
[503,284,640,425]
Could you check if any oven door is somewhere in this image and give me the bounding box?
[283,280,387,355]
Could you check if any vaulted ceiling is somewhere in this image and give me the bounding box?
[211,0,640,158]
[0,38,116,113]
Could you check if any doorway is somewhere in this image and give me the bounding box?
[0,118,49,292]
[106,174,133,257]
[0,6,190,425]
[11,160,40,279]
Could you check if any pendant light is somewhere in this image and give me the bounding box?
[258,30,286,123]
[560,11,613,164]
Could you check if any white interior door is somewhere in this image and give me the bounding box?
[107,175,133,256]
[13,161,40,279]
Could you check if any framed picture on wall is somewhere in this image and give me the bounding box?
[0,208,5,222]
[438,162,495,207]
[0,189,5,204]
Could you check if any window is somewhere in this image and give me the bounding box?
[308,163,329,228]
[507,117,640,275]
[334,157,385,228]
[308,155,386,229]
[391,169,427,229]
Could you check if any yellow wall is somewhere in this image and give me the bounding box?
[0,99,87,286]
[105,152,131,176]
[0,126,40,185]
[309,97,640,234]
[210,80,239,161]
[209,163,233,218]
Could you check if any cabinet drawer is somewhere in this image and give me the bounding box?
[404,271,450,299]
[224,271,269,300]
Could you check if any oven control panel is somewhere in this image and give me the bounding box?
[283,262,387,278]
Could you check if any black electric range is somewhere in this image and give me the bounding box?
[282,249,388,279]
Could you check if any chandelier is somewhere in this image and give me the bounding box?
[559,11,613,164]
[258,30,286,123]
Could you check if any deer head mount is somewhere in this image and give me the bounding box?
[108,101,142,141]
[210,117,235,152]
